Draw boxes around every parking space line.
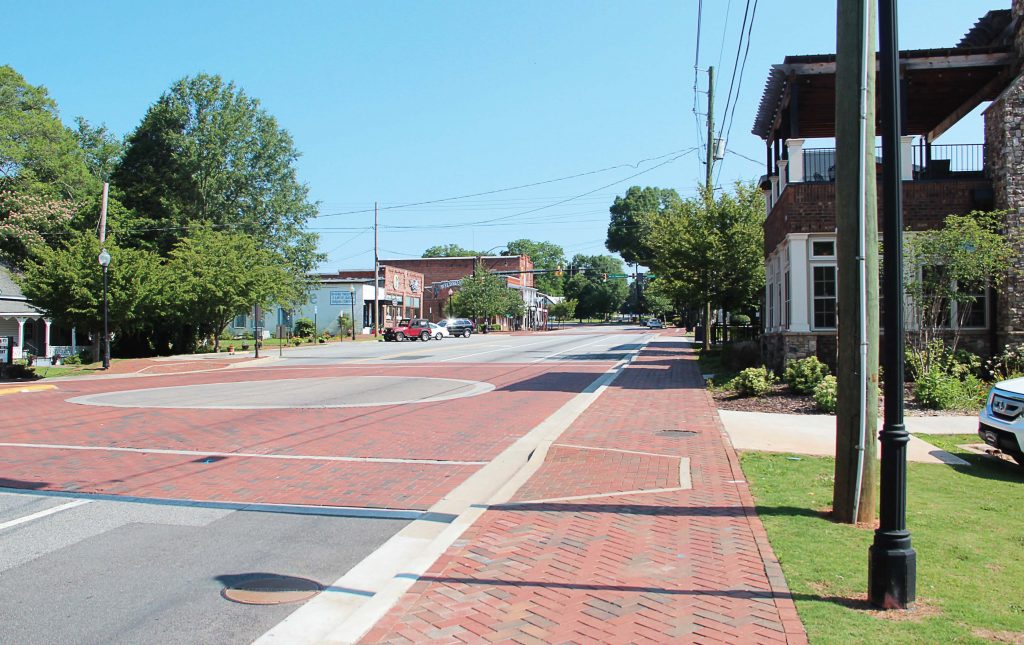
[0,498,91,532]
[0,443,487,466]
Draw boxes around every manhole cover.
[222,575,323,605]
[656,430,697,437]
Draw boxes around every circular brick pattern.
[66,376,495,409]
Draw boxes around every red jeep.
[383,318,432,342]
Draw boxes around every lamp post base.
[868,531,916,609]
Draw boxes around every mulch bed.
[711,384,961,417]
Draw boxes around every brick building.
[752,6,1018,371]
[380,256,541,329]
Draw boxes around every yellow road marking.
[0,383,56,396]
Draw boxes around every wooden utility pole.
[833,0,879,525]
[702,66,715,351]
[373,201,380,337]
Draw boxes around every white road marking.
[0,443,486,466]
[0,498,91,532]
[435,337,558,362]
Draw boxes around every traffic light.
[602,273,608,282]
[555,265,563,276]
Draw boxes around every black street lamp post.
[97,248,111,369]
[870,0,916,609]
[349,285,356,341]
[447,288,453,318]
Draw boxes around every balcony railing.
[912,143,985,178]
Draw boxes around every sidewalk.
[361,337,806,644]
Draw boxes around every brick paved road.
[0,362,610,509]
[362,339,807,644]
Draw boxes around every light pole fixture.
[349,285,356,341]
[97,248,111,369]
[447,288,454,318]
[870,0,915,609]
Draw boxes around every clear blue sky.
[2,0,999,270]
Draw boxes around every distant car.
[383,318,432,342]
[428,322,450,340]
[979,377,1024,467]
[439,318,474,337]
[646,318,665,329]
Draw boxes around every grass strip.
[741,441,1024,644]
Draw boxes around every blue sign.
[330,291,353,306]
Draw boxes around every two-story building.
[753,6,1021,371]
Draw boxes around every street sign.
[608,273,628,278]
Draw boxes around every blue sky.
[2,0,999,270]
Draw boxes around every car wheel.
[435,333,443,340]
[464,329,471,337]
[396,332,406,341]
[421,331,430,341]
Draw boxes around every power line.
[716,0,752,148]
[315,149,693,220]
[715,0,760,188]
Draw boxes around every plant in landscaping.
[784,356,831,394]
[731,366,775,397]
[293,317,315,338]
[986,342,1024,382]
[915,367,987,410]
[813,375,838,414]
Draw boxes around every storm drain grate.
[221,575,323,605]
[655,430,698,438]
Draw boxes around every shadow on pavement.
[0,478,48,490]
[489,502,822,519]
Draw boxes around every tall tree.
[0,65,95,201]
[563,254,629,320]
[166,225,304,351]
[606,186,682,266]
[504,239,566,295]
[422,243,482,257]
[74,117,123,183]
[114,73,321,274]
[451,263,509,322]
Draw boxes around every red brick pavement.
[362,339,807,644]
[0,363,610,509]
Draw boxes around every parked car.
[383,318,432,342]
[439,318,474,337]
[428,322,450,340]
[646,318,665,329]
[979,377,1024,467]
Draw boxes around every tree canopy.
[563,254,629,320]
[451,263,524,322]
[504,238,565,295]
[422,243,482,258]
[114,73,321,274]
[606,186,682,266]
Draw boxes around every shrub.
[78,349,93,363]
[242,330,254,340]
[218,329,233,341]
[490,324,502,331]
[914,367,987,410]
[291,338,302,347]
[722,341,761,370]
[986,342,1024,382]
[318,338,326,344]
[906,339,979,382]
[1,363,37,380]
[813,375,838,414]
[730,314,751,326]
[293,318,316,337]
[732,366,775,397]
[62,354,82,365]
[784,356,831,394]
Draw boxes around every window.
[958,285,987,328]
[812,240,835,257]
[233,314,246,328]
[767,276,775,330]
[813,266,837,329]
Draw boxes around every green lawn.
[741,440,1024,644]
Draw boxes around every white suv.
[979,377,1024,467]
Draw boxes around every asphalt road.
[0,325,656,644]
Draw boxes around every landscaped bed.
[741,440,1024,644]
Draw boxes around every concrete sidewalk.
[719,410,972,466]
[360,337,806,644]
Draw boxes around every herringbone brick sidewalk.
[362,338,807,644]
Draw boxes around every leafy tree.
[0,65,95,201]
[606,186,682,265]
[17,233,169,357]
[73,117,123,182]
[451,262,514,322]
[0,190,77,266]
[627,277,673,319]
[548,298,577,322]
[644,182,764,349]
[114,73,321,275]
[166,225,304,351]
[422,243,481,258]
[904,210,1016,359]
[503,239,566,295]
[563,254,628,320]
